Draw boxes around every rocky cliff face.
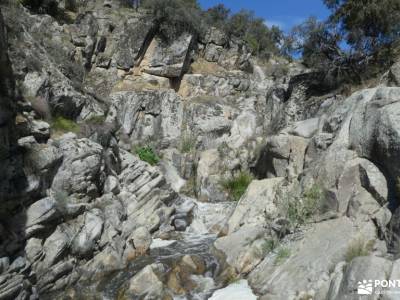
[0,7,26,207]
[1,1,400,299]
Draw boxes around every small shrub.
[275,247,291,265]
[226,274,240,285]
[135,146,160,166]
[262,239,278,255]
[51,116,80,134]
[221,171,253,201]
[222,266,240,285]
[282,184,324,227]
[302,184,324,216]
[142,0,204,39]
[180,133,196,153]
[345,238,374,263]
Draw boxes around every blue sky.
[199,0,330,31]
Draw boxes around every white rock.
[150,239,177,249]
[209,280,257,300]
[104,175,120,195]
[289,117,319,138]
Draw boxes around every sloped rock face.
[108,90,184,148]
[327,256,392,300]
[113,14,157,70]
[253,135,309,179]
[0,134,180,298]
[249,218,378,300]
[226,178,284,234]
[51,134,105,200]
[349,87,400,183]
[141,33,194,78]
[213,83,400,299]
[0,7,24,203]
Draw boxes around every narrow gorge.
[0,1,400,299]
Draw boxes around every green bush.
[302,184,324,215]
[204,4,230,28]
[142,0,203,39]
[141,1,282,58]
[262,239,278,255]
[324,0,400,55]
[224,10,283,58]
[52,116,80,134]
[135,146,160,166]
[274,247,291,265]
[180,134,196,153]
[221,171,253,201]
[282,184,324,227]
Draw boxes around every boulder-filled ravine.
[0,0,400,299]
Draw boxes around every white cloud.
[264,17,307,32]
[264,20,285,29]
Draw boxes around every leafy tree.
[247,19,283,58]
[142,0,203,39]
[285,16,363,86]
[225,9,252,38]
[225,10,283,58]
[287,17,343,67]
[324,0,400,57]
[204,4,230,27]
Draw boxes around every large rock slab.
[113,15,157,70]
[249,218,377,299]
[254,135,308,179]
[196,149,226,202]
[227,178,284,234]
[51,134,105,200]
[71,209,104,257]
[23,142,63,198]
[289,117,320,138]
[383,259,400,300]
[337,158,387,216]
[184,96,237,141]
[349,87,400,182]
[25,196,60,237]
[141,33,194,78]
[215,226,269,274]
[125,263,170,299]
[118,150,176,233]
[179,73,250,98]
[108,90,184,148]
[328,256,392,300]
